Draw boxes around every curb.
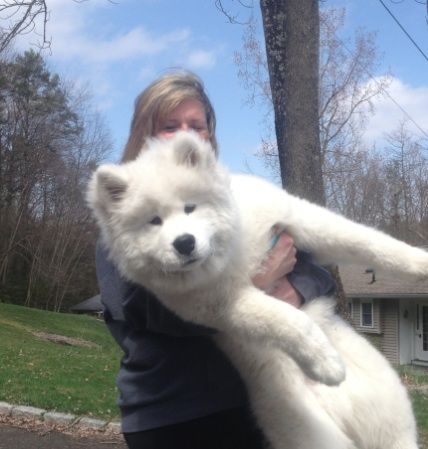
[0,401,121,434]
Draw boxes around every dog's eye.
[184,204,196,214]
[149,216,162,225]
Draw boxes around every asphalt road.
[0,424,127,449]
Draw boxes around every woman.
[96,70,336,449]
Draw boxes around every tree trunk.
[260,0,325,205]
[260,0,349,316]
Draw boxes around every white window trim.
[360,299,374,328]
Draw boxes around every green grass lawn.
[411,391,428,449]
[0,302,122,420]
[1,302,427,445]
[400,366,428,449]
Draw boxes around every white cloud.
[56,26,191,63]
[47,0,191,64]
[7,0,219,74]
[9,0,191,64]
[7,0,218,120]
[363,77,428,143]
[186,49,216,69]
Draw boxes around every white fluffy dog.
[88,132,426,449]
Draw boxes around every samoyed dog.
[88,132,426,449]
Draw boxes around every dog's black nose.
[173,234,196,255]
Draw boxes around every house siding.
[380,300,399,365]
[350,298,400,365]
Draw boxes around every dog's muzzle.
[173,234,196,256]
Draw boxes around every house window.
[348,301,353,317]
[361,301,373,327]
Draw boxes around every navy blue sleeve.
[287,251,336,302]
[96,240,214,337]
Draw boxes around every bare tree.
[235,7,389,200]
[0,0,49,53]
[0,0,113,53]
[324,120,428,247]
[326,147,389,225]
[383,122,428,244]
[215,0,254,24]
[0,50,112,310]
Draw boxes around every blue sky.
[8,0,428,178]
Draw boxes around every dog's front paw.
[302,344,346,386]
[289,323,346,386]
[410,253,428,281]
[393,247,428,281]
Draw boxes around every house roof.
[71,294,102,312]
[339,265,428,298]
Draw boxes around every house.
[70,294,103,317]
[340,265,428,367]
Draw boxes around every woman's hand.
[268,277,303,308]
[252,232,303,308]
[252,232,296,289]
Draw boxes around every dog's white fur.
[88,132,425,449]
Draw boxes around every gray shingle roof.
[71,294,102,312]
[339,264,428,298]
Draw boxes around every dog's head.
[87,131,239,293]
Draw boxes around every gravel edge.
[0,401,122,439]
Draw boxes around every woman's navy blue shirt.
[96,242,336,433]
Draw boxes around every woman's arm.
[252,233,336,307]
[288,251,337,302]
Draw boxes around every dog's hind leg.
[255,389,357,449]
[221,343,357,449]
[390,442,419,449]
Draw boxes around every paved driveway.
[0,424,127,449]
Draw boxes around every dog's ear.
[172,132,215,169]
[95,165,128,202]
[87,164,128,218]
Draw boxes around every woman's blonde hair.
[122,70,217,162]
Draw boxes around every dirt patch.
[409,384,428,395]
[32,332,100,349]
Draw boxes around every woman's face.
[156,99,209,141]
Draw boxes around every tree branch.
[215,0,254,25]
[0,0,50,53]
